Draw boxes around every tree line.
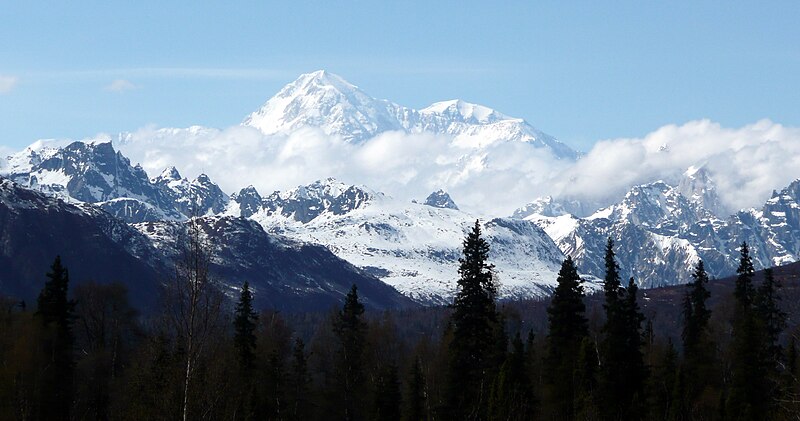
[1,219,799,420]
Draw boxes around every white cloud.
[105,79,137,92]
[0,75,18,94]
[115,126,570,216]
[79,118,800,218]
[555,119,800,213]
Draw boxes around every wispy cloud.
[0,75,18,94]
[36,68,295,81]
[105,79,137,92]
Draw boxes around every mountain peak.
[423,189,459,210]
[242,70,402,142]
[421,99,510,124]
[158,166,182,182]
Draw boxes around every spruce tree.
[754,267,787,414]
[574,337,598,419]
[333,284,367,421]
[544,256,587,419]
[35,256,76,421]
[728,242,766,419]
[681,260,716,416]
[445,219,499,420]
[234,281,258,373]
[755,268,786,366]
[599,239,647,420]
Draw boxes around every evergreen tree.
[574,337,598,420]
[35,256,76,421]
[333,284,367,421]
[445,220,499,420]
[404,358,427,421]
[374,363,402,421]
[682,260,711,354]
[754,267,787,414]
[728,241,767,419]
[681,260,717,417]
[755,268,786,366]
[489,332,535,421]
[599,239,648,420]
[544,256,588,419]
[234,281,258,373]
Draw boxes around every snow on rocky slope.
[520,174,800,288]
[225,178,568,304]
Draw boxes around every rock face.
[522,178,800,288]
[243,70,578,159]
[0,178,414,312]
[4,141,229,223]
[423,190,459,210]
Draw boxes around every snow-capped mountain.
[243,70,578,159]
[521,177,800,288]
[152,167,230,217]
[226,178,569,304]
[2,140,231,223]
[0,176,413,311]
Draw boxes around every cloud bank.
[60,119,800,217]
[557,119,800,213]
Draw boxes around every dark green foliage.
[649,339,680,420]
[234,281,259,373]
[681,260,718,418]
[755,268,786,365]
[404,358,426,421]
[682,260,712,354]
[445,220,499,420]
[544,256,587,419]
[2,236,799,421]
[599,239,648,420]
[333,284,367,421]
[573,336,599,419]
[374,363,402,421]
[754,267,787,415]
[489,332,535,420]
[35,256,76,421]
[728,241,767,419]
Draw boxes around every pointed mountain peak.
[293,70,359,92]
[158,166,182,182]
[424,189,459,210]
[242,70,400,142]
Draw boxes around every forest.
[1,219,799,421]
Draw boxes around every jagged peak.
[423,189,459,210]
[158,166,182,181]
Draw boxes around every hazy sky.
[1,1,798,151]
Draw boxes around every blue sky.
[1,1,798,151]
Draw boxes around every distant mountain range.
[1,70,799,308]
